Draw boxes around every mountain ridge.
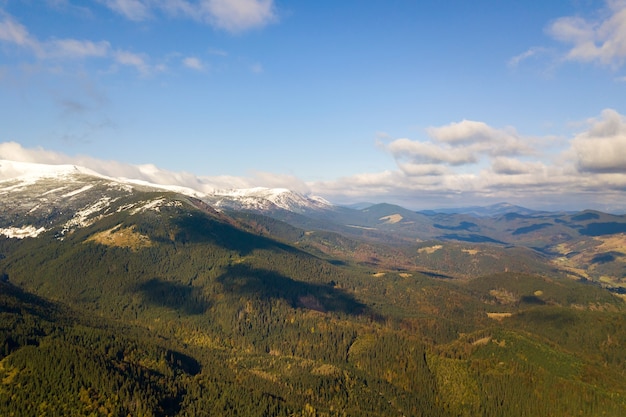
[3,158,626,286]
[0,159,331,215]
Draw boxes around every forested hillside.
[1,189,626,416]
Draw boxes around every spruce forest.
[1,181,626,416]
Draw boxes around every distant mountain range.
[418,202,554,217]
[2,158,626,286]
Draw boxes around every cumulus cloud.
[547,0,626,68]
[385,119,534,177]
[387,138,477,166]
[397,162,450,177]
[248,171,310,194]
[491,157,546,175]
[427,120,501,144]
[572,108,626,173]
[309,170,407,201]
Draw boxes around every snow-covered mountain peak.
[0,159,103,182]
[210,186,331,213]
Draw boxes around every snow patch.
[0,225,46,239]
[61,196,113,234]
[62,184,94,198]
[0,159,104,181]
[42,186,69,196]
[131,198,166,214]
[127,198,183,215]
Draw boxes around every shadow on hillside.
[135,278,210,315]
[433,221,478,231]
[440,233,506,244]
[171,214,295,256]
[520,295,546,305]
[0,280,64,322]
[580,222,626,236]
[216,263,368,316]
[512,223,553,236]
[165,349,201,376]
[591,251,625,264]
[419,270,454,279]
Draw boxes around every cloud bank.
[311,109,626,211]
[2,109,626,211]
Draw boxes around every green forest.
[1,192,625,416]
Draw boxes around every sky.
[1,0,626,212]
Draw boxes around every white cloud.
[0,12,157,75]
[547,1,626,68]
[0,142,66,165]
[427,120,500,144]
[385,120,534,174]
[388,138,477,166]
[207,47,228,56]
[97,0,151,21]
[571,108,626,173]
[508,47,548,68]
[248,171,310,194]
[113,49,153,75]
[491,157,546,175]
[201,0,276,32]
[98,0,277,33]
[0,12,40,53]
[183,56,204,70]
[309,170,406,199]
[427,120,532,155]
[397,162,449,177]
[48,39,111,58]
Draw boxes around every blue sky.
[1,0,626,211]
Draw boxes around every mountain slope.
[2,162,626,415]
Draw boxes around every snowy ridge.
[116,177,207,199]
[210,187,331,212]
[0,160,335,223]
[0,160,105,182]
